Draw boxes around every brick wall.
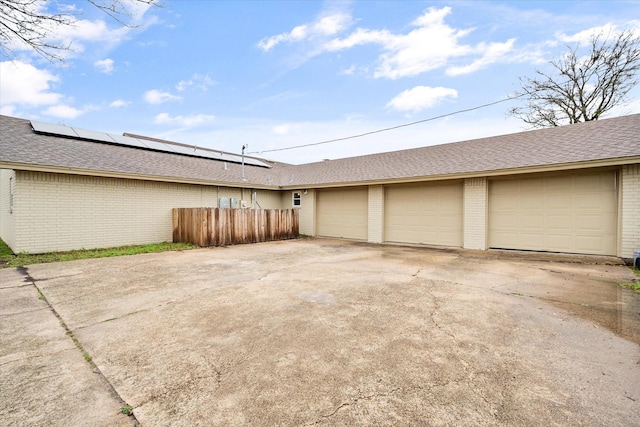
[621,165,640,259]
[367,185,384,243]
[11,171,282,254]
[0,169,16,250]
[463,177,487,250]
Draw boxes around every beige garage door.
[385,181,463,247]
[489,170,617,255]
[317,187,368,240]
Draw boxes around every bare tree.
[509,29,640,127]
[0,0,158,62]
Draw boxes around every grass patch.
[0,240,197,268]
[619,268,640,294]
[0,238,13,258]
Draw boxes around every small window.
[292,192,301,207]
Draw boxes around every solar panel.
[73,127,114,143]
[109,134,149,148]
[30,119,272,168]
[31,120,79,138]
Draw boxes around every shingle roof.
[278,113,640,187]
[0,115,286,188]
[1,114,639,189]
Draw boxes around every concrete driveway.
[1,239,639,426]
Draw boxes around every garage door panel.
[521,214,544,228]
[545,193,573,209]
[489,171,617,255]
[317,188,368,240]
[522,234,545,249]
[385,181,463,247]
[547,214,573,229]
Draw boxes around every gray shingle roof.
[1,114,639,189]
[0,115,285,188]
[278,114,640,187]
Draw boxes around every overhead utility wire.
[250,93,526,155]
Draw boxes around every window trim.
[292,191,302,208]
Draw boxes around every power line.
[250,93,525,155]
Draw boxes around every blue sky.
[2,0,639,164]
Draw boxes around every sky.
[1,0,640,165]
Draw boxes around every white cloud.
[446,39,516,76]
[42,104,86,119]
[326,7,472,79]
[154,113,215,127]
[324,7,516,79]
[313,12,351,36]
[144,89,181,104]
[258,25,309,51]
[94,58,114,74]
[557,24,618,44]
[176,74,217,92]
[272,123,306,135]
[340,65,356,75]
[387,86,458,113]
[5,2,159,60]
[0,105,17,116]
[258,11,352,51]
[109,99,130,108]
[0,61,61,106]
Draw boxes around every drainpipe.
[241,144,247,181]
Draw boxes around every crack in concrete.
[428,295,458,344]
[308,387,403,425]
[15,267,140,427]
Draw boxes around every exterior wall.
[217,187,241,208]
[620,164,640,259]
[10,171,280,253]
[217,188,284,209]
[367,185,384,243]
[463,177,488,250]
[251,189,284,209]
[0,169,16,250]
[292,189,316,237]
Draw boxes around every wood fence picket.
[173,208,299,247]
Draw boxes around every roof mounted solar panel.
[31,120,79,138]
[73,127,115,143]
[108,133,149,148]
[30,119,272,168]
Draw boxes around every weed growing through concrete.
[122,406,134,416]
[619,268,640,293]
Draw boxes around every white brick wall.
[621,165,640,259]
[11,172,282,254]
[0,169,16,250]
[368,185,384,243]
[463,177,487,250]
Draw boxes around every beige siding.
[291,190,316,236]
[620,165,640,259]
[368,185,384,243]
[463,178,488,250]
[489,170,617,255]
[252,189,284,209]
[317,187,368,240]
[0,169,16,251]
[384,181,463,247]
[11,171,281,253]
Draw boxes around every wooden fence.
[172,208,299,247]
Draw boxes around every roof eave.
[0,162,283,190]
[279,156,640,190]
